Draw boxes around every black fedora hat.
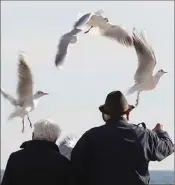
[99,91,134,117]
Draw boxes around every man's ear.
[102,113,107,122]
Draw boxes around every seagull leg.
[27,115,33,128]
[22,118,25,133]
[135,92,140,107]
[84,26,93,34]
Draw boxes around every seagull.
[74,10,133,47]
[126,28,167,106]
[1,53,49,133]
[58,135,77,160]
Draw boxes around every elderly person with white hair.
[1,119,71,185]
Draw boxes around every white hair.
[33,119,61,142]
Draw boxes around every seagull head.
[34,91,49,99]
[157,69,167,77]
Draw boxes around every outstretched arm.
[149,124,174,161]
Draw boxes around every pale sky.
[1,1,174,170]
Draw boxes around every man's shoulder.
[85,124,106,135]
[11,148,25,157]
[86,122,148,132]
[129,122,154,140]
[130,122,147,131]
[6,149,25,163]
[83,122,152,140]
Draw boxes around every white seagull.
[55,10,105,68]
[58,135,77,160]
[1,53,49,133]
[74,10,133,47]
[126,28,167,106]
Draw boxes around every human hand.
[125,105,135,121]
[152,123,164,131]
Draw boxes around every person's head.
[32,119,61,143]
[99,91,135,122]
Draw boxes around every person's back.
[71,91,174,185]
[1,119,71,185]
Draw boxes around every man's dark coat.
[71,118,174,185]
[1,140,71,185]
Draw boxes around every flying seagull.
[55,10,105,68]
[1,53,49,133]
[74,10,133,47]
[126,28,167,106]
[58,135,77,160]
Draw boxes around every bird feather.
[132,28,156,84]
[59,135,77,160]
[55,28,81,67]
[17,54,33,107]
[1,88,18,106]
[101,24,133,46]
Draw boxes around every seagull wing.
[55,33,72,67]
[59,136,75,160]
[1,88,18,106]
[140,29,157,62]
[55,29,81,67]
[132,28,156,84]
[101,24,133,46]
[74,9,104,29]
[94,9,104,16]
[73,13,92,29]
[17,54,33,107]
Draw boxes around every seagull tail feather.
[8,112,16,120]
[126,84,138,96]
[8,107,24,120]
[8,111,19,120]
[1,88,18,106]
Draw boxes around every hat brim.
[99,105,109,115]
[99,104,135,116]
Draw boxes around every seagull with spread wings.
[1,53,49,132]
[126,28,167,106]
[74,10,133,47]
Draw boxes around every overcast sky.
[1,1,174,170]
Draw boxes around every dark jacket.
[71,118,174,185]
[1,140,71,185]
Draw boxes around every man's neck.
[105,116,127,123]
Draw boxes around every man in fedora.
[71,91,174,185]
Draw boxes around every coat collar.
[20,140,60,152]
[105,117,129,126]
